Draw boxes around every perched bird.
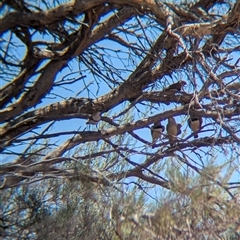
[166,117,178,147]
[164,80,187,91]
[234,102,240,115]
[188,115,202,138]
[86,111,101,125]
[151,121,165,146]
[166,15,174,31]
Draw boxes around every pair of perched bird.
[151,114,202,147]
[151,117,181,147]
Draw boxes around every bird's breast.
[153,128,163,133]
[167,126,177,135]
[190,120,200,131]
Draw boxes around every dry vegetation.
[1,0,240,239]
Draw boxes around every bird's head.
[168,117,176,123]
[179,80,187,86]
[153,121,163,128]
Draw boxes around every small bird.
[188,115,202,138]
[164,80,187,91]
[167,117,178,146]
[166,15,174,31]
[86,111,101,125]
[234,102,240,115]
[151,121,165,146]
